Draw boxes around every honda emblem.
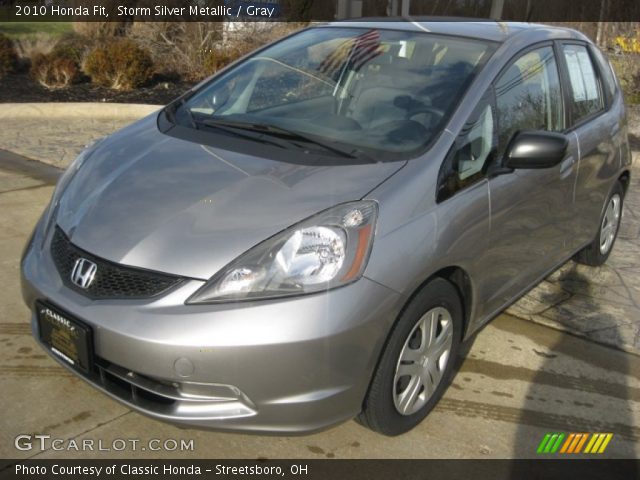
[71,258,97,289]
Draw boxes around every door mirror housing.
[504,131,568,169]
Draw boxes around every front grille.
[51,226,184,299]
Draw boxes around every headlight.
[187,201,378,304]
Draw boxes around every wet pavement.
[0,149,638,459]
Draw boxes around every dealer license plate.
[36,301,93,374]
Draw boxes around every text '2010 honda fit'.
[21,21,631,436]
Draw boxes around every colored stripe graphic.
[550,433,565,453]
[584,433,613,454]
[537,433,552,453]
[539,433,613,454]
[598,433,614,453]
[537,433,565,453]
[584,434,599,453]
[559,433,575,453]
[574,433,589,453]
[567,433,585,453]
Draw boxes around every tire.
[574,181,624,266]
[357,278,463,436]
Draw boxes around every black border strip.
[2,1,640,22]
[1,459,639,480]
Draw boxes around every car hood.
[56,114,404,280]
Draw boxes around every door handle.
[559,156,575,177]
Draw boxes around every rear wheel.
[358,278,462,436]
[575,182,624,266]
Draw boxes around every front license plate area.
[36,301,93,374]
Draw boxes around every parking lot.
[0,103,639,459]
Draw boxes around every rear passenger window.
[562,44,604,121]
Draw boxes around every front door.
[479,45,576,318]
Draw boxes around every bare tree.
[596,0,609,47]
[489,0,505,19]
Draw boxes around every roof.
[326,19,561,43]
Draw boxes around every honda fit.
[21,21,631,435]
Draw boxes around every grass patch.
[0,22,72,38]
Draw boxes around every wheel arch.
[394,266,474,342]
[618,170,631,196]
[431,266,473,340]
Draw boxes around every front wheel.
[357,278,463,436]
[574,181,624,266]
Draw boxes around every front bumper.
[21,228,402,434]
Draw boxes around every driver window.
[494,46,563,158]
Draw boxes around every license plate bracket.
[36,301,93,374]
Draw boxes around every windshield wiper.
[197,118,290,149]
[201,118,363,160]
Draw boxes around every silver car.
[21,21,631,436]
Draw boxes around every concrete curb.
[0,103,162,119]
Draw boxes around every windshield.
[172,27,496,161]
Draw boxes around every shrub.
[609,54,640,104]
[202,46,249,76]
[129,22,305,81]
[11,33,55,68]
[52,32,91,65]
[30,51,80,89]
[83,39,153,90]
[128,22,224,81]
[29,34,87,89]
[0,33,18,78]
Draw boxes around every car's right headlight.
[187,201,378,304]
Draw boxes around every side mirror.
[504,131,568,169]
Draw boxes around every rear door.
[557,41,622,250]
[479,44,577,318]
